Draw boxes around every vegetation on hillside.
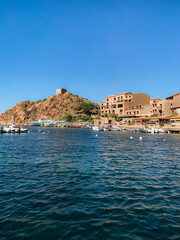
[74,102,97,115]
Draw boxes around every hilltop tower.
[56,88,67,95]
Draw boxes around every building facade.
[100,92,150,119]
[166,92,180,115]
[150,98,173,116]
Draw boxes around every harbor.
[0,0,180,238]
[29,118,180,134]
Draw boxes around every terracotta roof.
[134,117,150,120]
[151,116,169,120]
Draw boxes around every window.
[118,104,123,108]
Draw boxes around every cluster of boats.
[0,124,28,134]
[92,126,165,133]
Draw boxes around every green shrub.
[115,117,123,122]
[65,114,73,122]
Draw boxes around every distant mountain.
[0,92,98,125]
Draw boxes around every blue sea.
[0,128,180,239]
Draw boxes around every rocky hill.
[0,92,98,125]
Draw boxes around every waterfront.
[0,128,180,239]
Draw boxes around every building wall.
[157,100,173,116]
[166,92,180,115]
[94,117,116,126]
[150,98,160,115]
[56,88,67,95]
[172,94,180,108]
[125,93,150,116]
[100,92,133,117]
[150,98,173,117]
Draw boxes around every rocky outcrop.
[0,92,98,125]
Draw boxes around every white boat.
[154,128,164,134]
[20,126,28,133]
[109,126,120,131]
[9,123,20,133]
[92,126,103,131]
[2,126,11,133]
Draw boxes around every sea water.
[0,128,179,239]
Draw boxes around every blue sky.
[0,0,180,113]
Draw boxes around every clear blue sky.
[0,0,180,113]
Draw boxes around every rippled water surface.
[0,128,180,239]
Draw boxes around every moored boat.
[1,123,28,134]
[92,126,103,131]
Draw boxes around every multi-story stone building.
[100,92,150,119]
[150,98,160,115]
[166,92,180,115]
[150,98,173,116]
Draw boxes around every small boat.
[9,123,20,133]
[2,126,11,133]
[92,126,103,131]
[109,126,120,131]
[20,127,28,133]
[30,122,41,126]
[154,128,164,134]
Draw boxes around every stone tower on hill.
[56,88,67,95]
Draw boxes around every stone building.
[150,98,173,116]
[100,91,150,120]
[56,88,67,95]
[166,92,180,115]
